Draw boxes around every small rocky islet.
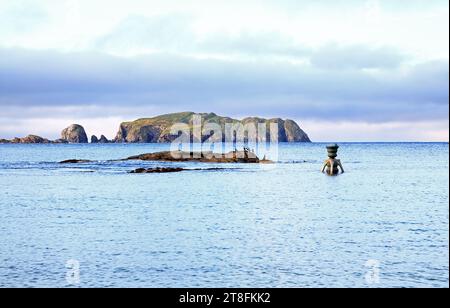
[130,167,185,174]
[59,159,93,164]
[125,150,272,164]
[129,167,240,174]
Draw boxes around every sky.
[0,0,448,141]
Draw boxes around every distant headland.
[0,112,311,144]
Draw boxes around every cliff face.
[114,112,311,143]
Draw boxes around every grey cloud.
[0,47,448,123]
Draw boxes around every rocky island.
[0,112,311,144]
[115,112,311,143]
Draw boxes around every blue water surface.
[0,143,448,288]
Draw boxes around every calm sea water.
[0,143,448,288]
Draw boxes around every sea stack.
[61,124,88,143]
[91,134,110,144]
[91,135,99,143]
[99,135,110,143]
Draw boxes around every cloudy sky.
[0,0,448,141]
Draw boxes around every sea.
[0,143,448,288]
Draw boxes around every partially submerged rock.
[59,159,92,164]
[58,149,272,169]
[126,150,273,164]
[53,138,69,144]
[130,167,185,174]
[129,167,239,174]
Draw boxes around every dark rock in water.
[59,159,92,164]
[129,167,240,174]
[23,135,51,143]
[99,135,110,143]
[91,135,99,143]
[0,139,11,144]
[9,135,51,144]
[114,112,311,143]
[91,135,109,143]
[130,167,185,174]
[126,150,273,164]
[53,138,69,144]
[61,124,88,143]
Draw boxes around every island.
[115,112,311,143]
[0,112,311,144]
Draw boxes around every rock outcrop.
[53,139,69,144]
[91,135,109,144]
[126,150,273,164]
[0,136,67,144]
[99,135,110,143]
[91,135,99,143]
[61,124,88,143]
[59,159,92,164]
[129,167,235,174]
[114,112,311,143]
[9,135,51,144]
[130,167,185,174]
